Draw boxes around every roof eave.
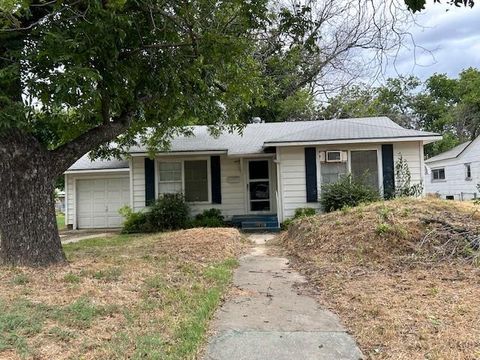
[129,150,228,157]
[264,135,443,147]
[64,168,130,174]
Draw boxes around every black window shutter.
[304,147,318,202]
[211,156,222,204]
[145,158,156,206]
[382,144,395,199]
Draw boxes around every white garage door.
[77,177,130,228]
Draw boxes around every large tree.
[0,0,275,266]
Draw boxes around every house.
[64,117,440,230]
[425,136,480,200]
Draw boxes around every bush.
[320,174,380,212]
[281,207,317,230]
[192,208,225,228]
[294,207,316,218]
[119,206,149,234]
[119,193,190,233]
[147,193,190,231]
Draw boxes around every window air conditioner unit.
[326,150,345,163]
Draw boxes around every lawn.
[56,212,65,230]
[0,228,247,359]
[280,198,480,359]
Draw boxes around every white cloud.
[385,2,480,79]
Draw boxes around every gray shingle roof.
[67,117,440,171]
[67,154,129,171]
[129,117,438,155]
[264,117,438,144]
[425,141,472,163]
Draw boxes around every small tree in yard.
[394,154,423,197]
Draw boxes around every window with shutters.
[158,162,182,194]
[157,159,211,203]
[351,150,379,189]
[184,160,209,202]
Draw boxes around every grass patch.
[0,228,246,359]
[56,212,65,230]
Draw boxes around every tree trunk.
[0,132,66,266]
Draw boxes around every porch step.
[241,220,280,232]
[230,214,280,232]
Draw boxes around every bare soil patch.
[280,198,480,359]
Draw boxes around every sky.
[385,2,480,80]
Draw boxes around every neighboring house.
[64,117,440,230]
[55,190,65,212]
[425,137,480,200]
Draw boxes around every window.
[432,168,445,181]
[157,160,210,202]
[351,150,379,189]
[465,163,472,180]
[158,162,182,194]
[184,160,209,202]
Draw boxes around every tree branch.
[49,108,136,175]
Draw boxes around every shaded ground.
[0,228,248,360]
[203,234,362,360]
[280,198,480,359]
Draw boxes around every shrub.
[147,193,190,231]
[320,174,381,212]
[281,207,317,230]
[394,153,423,197]
[119,206,149,234]
[192,208,225,228]
[293,207,316,218]
[119,193,190,233]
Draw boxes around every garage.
[76,177,130,228]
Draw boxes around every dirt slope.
[280,198,480,359]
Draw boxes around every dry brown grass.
[0,228,248,360]
[280,198,480,360]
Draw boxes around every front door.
[247,160,271,212]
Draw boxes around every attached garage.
[76,177,130,228]
[64,156,131,229]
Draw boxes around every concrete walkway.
[60,230,120,244]
[203,234,363,360]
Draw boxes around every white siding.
[131,157,146,212]
[278,146,321,220]
[278,141,424,221]
[393,141,423,188]
[131,155,247,218]
[425,137,480,200]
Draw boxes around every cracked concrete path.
[203,233,363,360]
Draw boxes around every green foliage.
[320,174,381,213]
[320,68,480,158]
[10,274,29,285]
[394,154,424,197]
[192,208,225,228]
[120,194,190,233]
[63,273,81,284]
[281,207,317,229]
[119,206,149,234]
[148,193,190,231]
[294,207,317,218]
[404,0,474,12]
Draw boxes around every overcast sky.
[385,3,480,80]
